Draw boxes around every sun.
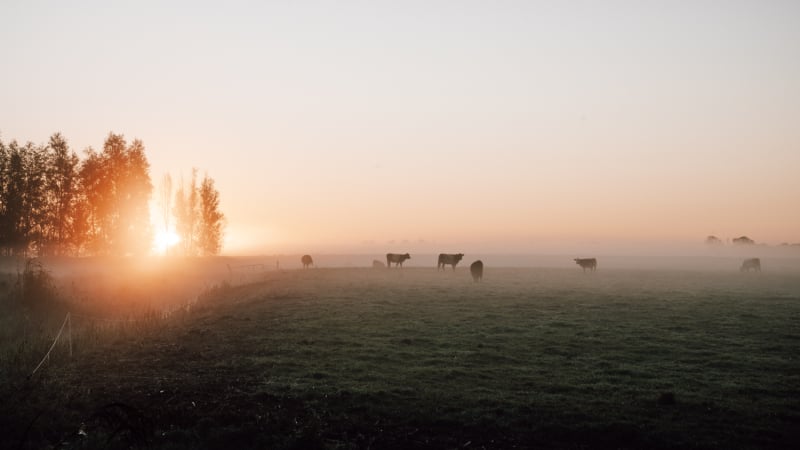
[153,229,180,255]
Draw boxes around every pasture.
[2,264,799,449]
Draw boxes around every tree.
[705,235,723,245]
[119,138,153,255]
[733,236,755,245]
[159,173,173,250]
[198,174,225,255]
[23,142,49,254]
[79,133,153,256]
[0,138,11,254]
[0,140,48,255]
[0,131,227,257]
[172,169,226,257]
[173,169,199,256]
[79,147,107,254]
[43,133,80,255]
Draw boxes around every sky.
[1,1,799,255]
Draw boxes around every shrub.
[18,258,58,306]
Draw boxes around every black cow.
[437,253,464,271]
[574,258,597,272]
[740,258,761,272]
[386,253,411,268]
[470,260,483,282]
[301,254,313,269]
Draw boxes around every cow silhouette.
[470,260,483,282]
[301,254,314,269]
[386,253,411,268]
[740,258,761,272]
[437,253,464,271]
[574,258,597,272]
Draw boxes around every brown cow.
[386,253,411,268]
[740,258,761,272]
[470,260,483,282]
[574,258,597,272]
[437,253,464,271]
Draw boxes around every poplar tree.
[198,174,224,255]
[173,169,199,256]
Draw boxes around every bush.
[18,258,58,305]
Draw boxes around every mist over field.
[0,229,797,449]
[4,257,799,449]
[3,1,800,448]
[237,247,800,273]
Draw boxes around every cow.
[740,258,761,272]
[386,253,411,268]
[470,260,483,282]
[574,258,597,272]
[372,259,386,268]
[301,254,314,269]
[437,253,464,271]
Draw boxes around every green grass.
[2,267,799,449]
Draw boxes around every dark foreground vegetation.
[2,264,799,449]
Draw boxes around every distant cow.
[372,259,386,268]
[740,258,761,272]
[574,258,597,272]
[437,253,464,271]
[301,254,314,269]
[386,253,411,268]
[470,260,483,282]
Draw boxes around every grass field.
[2,264,799,449]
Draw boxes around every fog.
[245,243,800,273]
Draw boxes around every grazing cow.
[437,253,464,271]
[301,254,314,269]
[386,253,411,268]
[470,260,483,282]
[740,258,761,272]
[574,258,597,272]
[372,259,386,268]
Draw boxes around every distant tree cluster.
[0,132,225,257]
[706,235,757,246]
[168,168,225,256]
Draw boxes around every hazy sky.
[2,1,799,254]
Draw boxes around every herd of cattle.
[298,254,763,280]
[385,253,484,281]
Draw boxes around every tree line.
[0,132,224,257]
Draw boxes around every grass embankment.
[3,267,799,449]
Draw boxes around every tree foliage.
[80,133,153,255]
[173,169,199,256]
[0,132,153,256]
[0,132,225,257]
[173,169,225,256]
[198,174,225,256]
[733,236,755,245]
[0,138,68,255]
[43,133,81,255]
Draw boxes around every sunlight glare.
[153,229,180,255]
